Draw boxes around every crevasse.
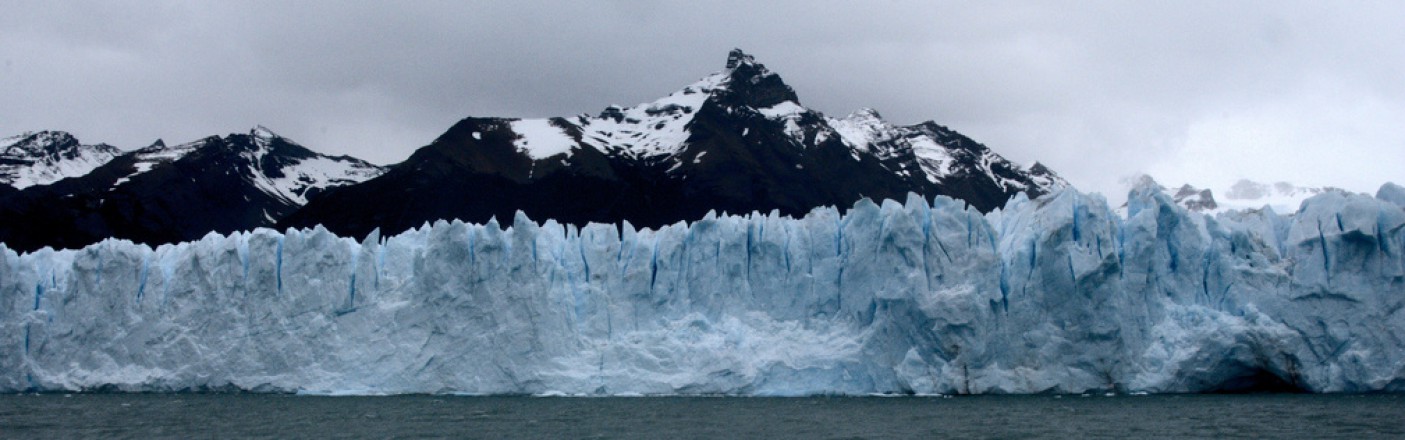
[2,184,1404,395]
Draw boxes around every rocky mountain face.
[2,49,1063,251]
[0,128,382,252]
[1,131,122,190]
[282,49,1065,239]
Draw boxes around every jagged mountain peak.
[845,107,884,121]
[134,127,327,170]
[95,128,382,207]
[210,128,385,206]
[2,130,78,154]
[1027,162,1068,189]
[1,130,120,162]
[714,49,799,109]
[1172,184,1218,212]
[1,130,121,189]
[251,124,279,138]
[284,49,1066,238]
[724,48,755,69]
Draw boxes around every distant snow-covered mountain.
[0,128,382,251]
[0,131,121,189]
[283,49,1066,239]
[109,126,383,208]
[1221,179,1335,213]
[1114,175,1346,217]
[2,49,1063,251]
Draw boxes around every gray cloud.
[3,0,1402,200]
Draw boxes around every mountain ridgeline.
[0,50,1064,252]
[279,50,1065,239]
[0,129,382,252]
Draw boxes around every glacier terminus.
[3,182,1404,395]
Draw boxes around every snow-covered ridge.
[509,64,734,161]
[104,127,383,205]
[0,131,121,189]
[4,183,1402,395]
[826,109,1059,191]
[498,49,1063,198]
[0,127,383,205]
[571,73,727,159]
[111,139,201,187]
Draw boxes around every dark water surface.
[1,393,1402,439]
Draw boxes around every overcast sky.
[3,1,1402,201]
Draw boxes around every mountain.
[0,131,122,190]
[1170,183,1219,212]
[1222,179,1335,213]
[1113,175,1348,217]
[0,127,382,252]
[282,49,1064,238]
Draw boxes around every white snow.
[908,137,955,182]
[4,185,1404,395]
[511,119,578,159]
[828,109,888,156]
[255,156,383,206]
[757,101,809,143]
[828,110,975,183]
[574,73,725,159]
[756,101,805,119]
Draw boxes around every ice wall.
[3,183,1403,395]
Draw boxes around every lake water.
[1,394,1402,439]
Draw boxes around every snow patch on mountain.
[253,155,384,206]
[244,128,384,206]
[757,101,810,143]
[510,119,578,160]
[828,109,891,158]
[908,137,958,179]
[578,73,724,160]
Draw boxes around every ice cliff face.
[3,182,1403,395]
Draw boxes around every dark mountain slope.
[0,128,381,252]
[284,49,1066,239]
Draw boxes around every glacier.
[3,183,1404,395]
